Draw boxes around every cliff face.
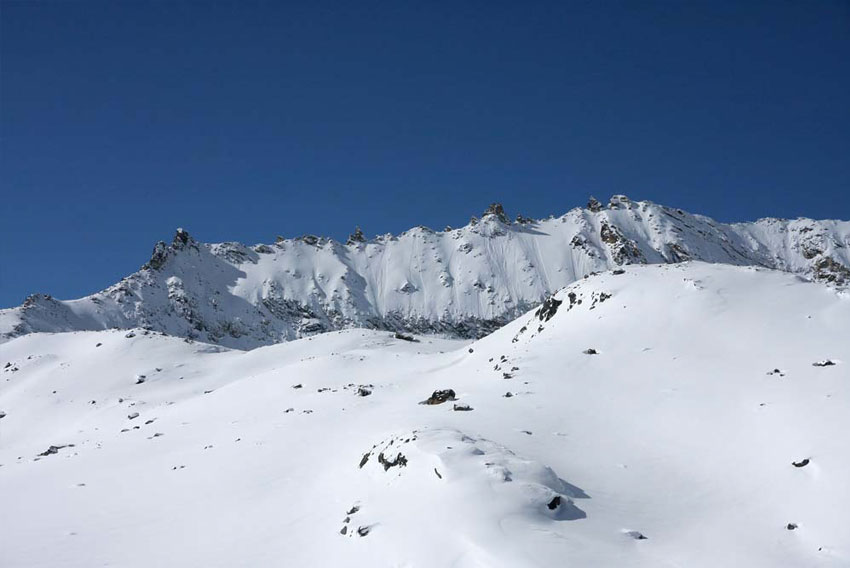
[2,195,848,349]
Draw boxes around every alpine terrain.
[0,199,849,567]
[1,195,848,349]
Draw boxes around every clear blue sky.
[1,1,848,307]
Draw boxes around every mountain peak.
[482,202,509,224]
[2,199,848,349]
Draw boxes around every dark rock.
[356,386,372,397]
[583,348,598,355]
[359,453,370,468]
[453,403,473,411]
[626,530,648,540]
[422,389,457,405]
[339,525,347,535]
[356,526,370,537]
[812,360,835,367]
[600,222,619,244]
[292,384,303,389]
[128,412,140,420]
[377,452,408,471]
[547,496,561,510]
[786,523,797,530]
[394,332,418,342]
[612,269,625,275]
[536,295,563,322]
[792,458,810,468]
[38,444,73,457]
[146,241,170,270]
[483,203,509,224]
[172,228,193,249]
[587,196,603,212]
[346,226,366,245]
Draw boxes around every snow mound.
[346,428,588,564]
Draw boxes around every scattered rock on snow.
[394,332,418,342]
[38,444,74,457]
[421,389,457,405]
[536,295,563,322]
[377,452,408,471]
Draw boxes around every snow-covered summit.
[2,196,848,349]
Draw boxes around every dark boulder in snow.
[394,332,418,342]
[536,295,563,322]
[38,444,74,457]
[792,458,810,468]
[422,389,457,405]
[377,452,408,471]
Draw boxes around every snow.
[1,262,848,566]
[2,196,848,349]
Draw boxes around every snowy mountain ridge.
[2,195,849,349]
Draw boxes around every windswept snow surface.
[2,196,849,349]
[1,262,849,567]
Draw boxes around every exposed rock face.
[483,203,509,224]
[346,226,366,246]
[2,196,848,349]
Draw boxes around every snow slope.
[1,262,848,567]
[2,196,849,349]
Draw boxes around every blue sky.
[1,0,848,307]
